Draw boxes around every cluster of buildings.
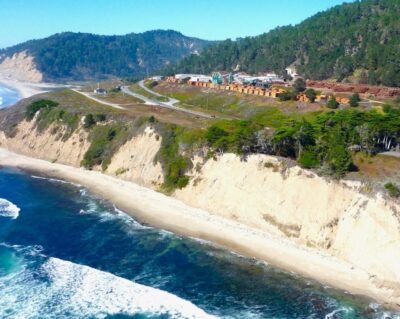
[166,72,286,87]
[187,80,287,98]
[162,72,352,105]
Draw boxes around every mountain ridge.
[165,0,400,87]
[0,30,213,82]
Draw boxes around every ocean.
[1,167,399,319]
[0,84,21,109]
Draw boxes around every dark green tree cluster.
[0,31,212,81]
[204,106,400,177]
[25,99,59,120]
[166,0,400,87]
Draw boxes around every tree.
[305,88,317,103]
[83,114,96,129]
[383,103,392,113]
[349,93,361,107]
[25,99,59,120]
[206,125,228,144]
[325,129,353,177]
[384,182,400,198]
[278,90,298,101]
[293,78,306,92]
[326,96,339,109]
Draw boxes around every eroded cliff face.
[0,120,163,188]
[175,154,400,293]
[1,119,400,296]
[0,120,89,167]
[105,126,163,189]
[0,51,43,83]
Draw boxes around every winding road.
[121,81,212,118]
[73,80,213,119]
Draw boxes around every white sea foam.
[0,256,218,319]
[31,175,82,187]
[0,198,20,219]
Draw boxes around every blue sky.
[0,0,354,48]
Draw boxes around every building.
[94,88,107,95]
[150,75,165,81]
[285,66,299,79]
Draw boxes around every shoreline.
[0,147,397,310]
[0,75,65,99]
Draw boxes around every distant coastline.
[0,74,66,102]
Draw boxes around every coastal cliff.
[0,51,43,83]
[1,116,400,306]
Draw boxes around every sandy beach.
[0,147,397,309]
[0,74,63,99]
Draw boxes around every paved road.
[121,84,213,119]
[138,80,179,106]
[72,89,126,110]
[73,84,213,119]
[380,151,400,158]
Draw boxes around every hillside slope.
[166,0,400,87]
[0,30,212,82]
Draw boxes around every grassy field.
[129,83,169,102]
[152,82,326,120]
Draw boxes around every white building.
[285,66,299,78]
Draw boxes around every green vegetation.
[293,78,306,92]
[278,90,298,102]
[83,113,107,129]
[25,99,59,120]
[81,123,129,171]
[0,30,212,81]
[167,0,400,87]
[200,105,400,178]
[205,120,258,154]
[157,125,195,192]
[35,107,79,136]
[19,87,400,189]
[305,89,317,103]
[326,96,339,109]
[349,94,361,107]
[384,182,400,198]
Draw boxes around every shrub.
[293,78,306,92]
[81,124,126,170]
[384,182,400,198]
[83,114,96,129]
[326,96,339,109]
[349,94,361,107]
[383,103,392,113]
[305,89,317,103]
[278,90,297,101]
[25,99,59,120]
[93,113,106,122]
[298,149,320,168]
[206,125,228,144]
[157,126,192,192]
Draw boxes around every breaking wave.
[0,251,217,319]
[0,198,20,219]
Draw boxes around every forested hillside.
[0,30,212,81]
[166,0,400,87]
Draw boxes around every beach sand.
[0,75,64,99]
[0,147,397,309]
